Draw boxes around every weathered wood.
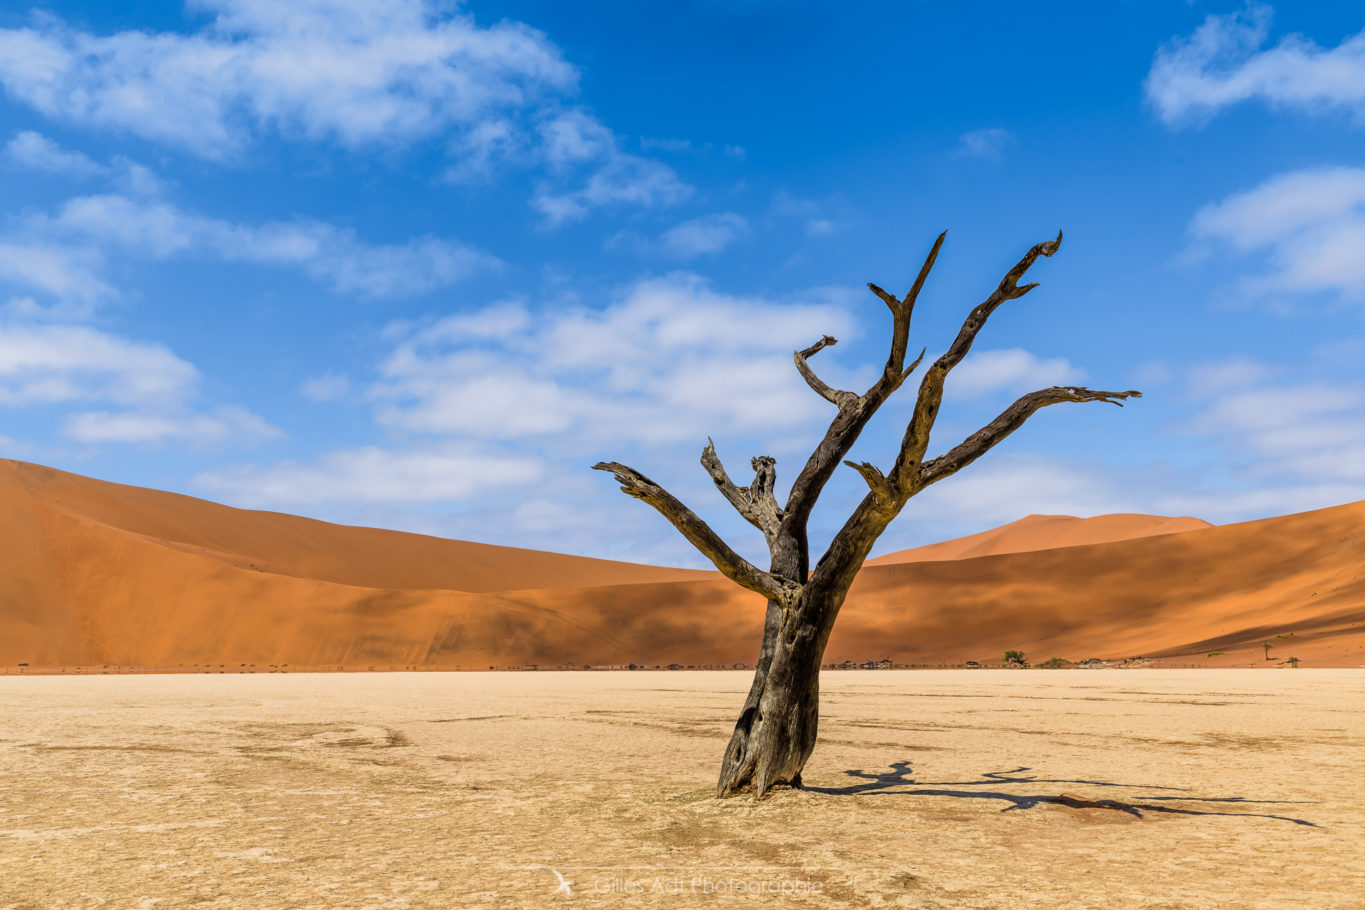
[842,459,894,504]
[889,230,1063,494]
[594,232,1138,798]
[781,234,946,542]
[919,386,1141,488]
[699,440,782,543]
[793,336,855,408]
[590,461,798,603]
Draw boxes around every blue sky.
[1,1,1364,568]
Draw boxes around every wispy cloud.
[1146,4,1365,126]
[1160,363,1365,518]
[301,373,352,403]
[657,213,748,259]
[0,320,277,448]
[3,130,103,177]
[1191,166,1365,300]
[371,275,861,448]
[532,149,692,227]
[4,130,169,196]
[193,442,544,506]
[0,0,576,159]
[0,322,195,406]
[953,127,1013,160]
[64,406,280,446]
[946,348,1085,397]
[16,193,497,301]
[0,241,111,309]
[908,452,1141,530]
[0,4,690,224]
[769,191,848,237]
[638,137,694,153]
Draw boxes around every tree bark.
[716,598,825,796]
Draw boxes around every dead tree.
[594,232,1139,797]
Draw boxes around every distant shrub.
[1039,657,1070,669]
[1206,651,1225,657]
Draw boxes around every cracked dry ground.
[1,669,1362,909]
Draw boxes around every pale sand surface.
[1,670,1362,909]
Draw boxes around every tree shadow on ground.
[804,762,1319,827]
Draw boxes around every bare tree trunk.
[718,596,832,796]
[717,518,877,794]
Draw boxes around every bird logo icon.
[549,868,573,896]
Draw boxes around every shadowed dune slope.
[1,459,1362,669]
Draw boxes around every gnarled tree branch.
[878,230,944,384]
[810,232,1122,604]
[889,230,1064,493]
[700,439,782,542]
[592,461,799,603]
[749,456,778,512]
[781,233,948,543]
[919,386,1142,487]
[793,335,856,408]
[843,459,893,503]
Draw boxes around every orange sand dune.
[867,512,1212,564]
[1,459,1361,671]
[0,460,708,593]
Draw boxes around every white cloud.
[0,1,576,159]
[64,406,281,445]
[1186,356,1273,394]
[0,322,196,406]
[1191,167,1365,299]
[301,372,351,402]
[0,321,277,449]
[440,117,522,183]
[658,213,748,259]
[3,131,167,199]
[0,3,688,223]
[770,191,848,237]
[639,137,694,153]
[3,130,103,177]
[1130,360,1174,387]
[1146,4,1365,125]
[539,109,613,167]
[946,348,1085,397]
[371,274,861,447]
[1157,363,1365,520]
[953,127,1013,160]
[0,241,111,308]
[1187,382,1365,473]
[907,453,1139,531]
[193,442,544,506]
[110,157,167,197]
[32,193,498,298]
[532,152,691,227]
